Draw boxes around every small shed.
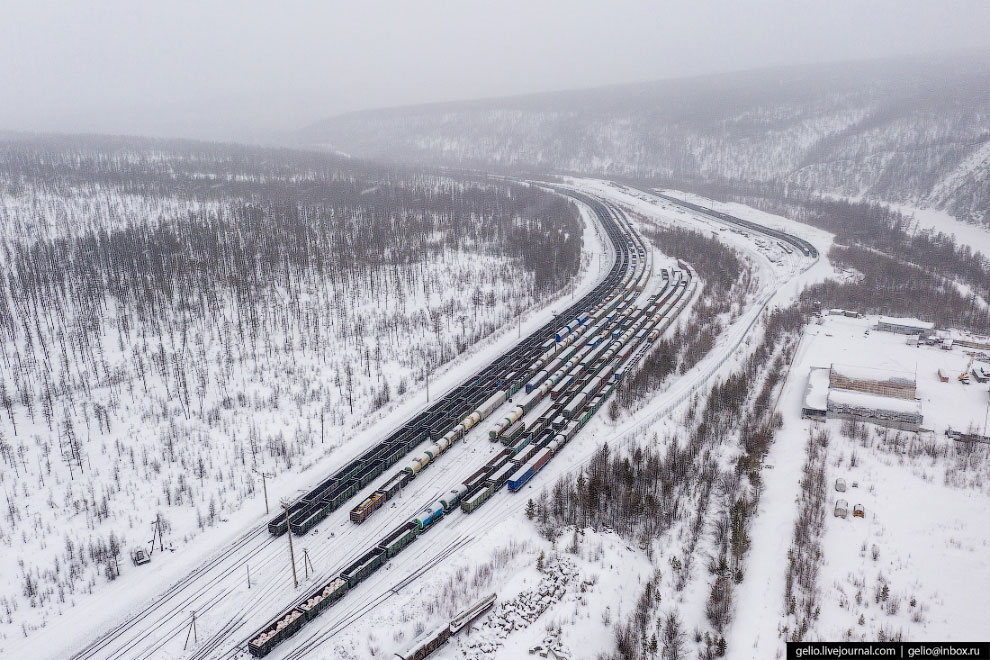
[835,478,847,492]
[853,504,865,518]
[131,548,151,566]
[834,500,849,518]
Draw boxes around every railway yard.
[29,182,821,660]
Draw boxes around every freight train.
[246,218,689,659]
[653,192,819,258]
[269,193,642,538]
[349,210,655,527]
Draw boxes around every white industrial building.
[876,316,935,336]
[802,363,923,431]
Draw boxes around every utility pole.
[426,365,430,403]
[303,549,315,580]
[247,564,251,589]
[156,514,164,553]
[252,468,272,515]
[282,502,298,589]
[149,514,164,556]
[183,610,198,650]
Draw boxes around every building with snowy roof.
[828,364,916,400]
[802,367,830,420]
[876,316,935,336]
[826,388,922,432]
[801,364,923,431]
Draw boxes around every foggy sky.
[2,0,989,142]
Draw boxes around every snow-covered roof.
[878,316,935,330]
[827,388,922,415]
[803,367,830,411]
[830,364,915,388]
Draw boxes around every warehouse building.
[826,389,923,432]
[828,364,917,400]
[876,316,935,336]
[802,364,923,431]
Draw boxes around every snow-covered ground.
[8,178,837,660]
[0,189,609,660]
[889,203,990,256]
[730,313,990,658]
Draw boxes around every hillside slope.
[303,54,990,224]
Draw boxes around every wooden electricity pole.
[303,549,315,580]
[282,503,298,589]
[252,468,271,515]
[183,610,198,650]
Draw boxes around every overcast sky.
[2,1,989,142]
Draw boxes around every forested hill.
[301,53,990,225]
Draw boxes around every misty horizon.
[2,1,990,143]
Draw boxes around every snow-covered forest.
[0,136,585,639]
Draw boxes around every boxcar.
[460,484,494,514]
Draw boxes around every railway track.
[652,192,819,258]
[242,199,686,657]
[65,182,819,660]
[65,187,640,660]
[266,190,640,538]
